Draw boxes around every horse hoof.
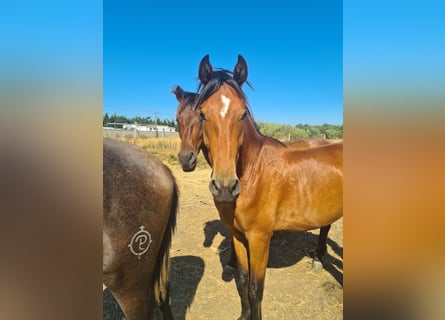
[312,259,323,270]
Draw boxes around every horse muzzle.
[178,151,197,172]
[209,178,241,203]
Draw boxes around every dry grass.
[108,136,208,168]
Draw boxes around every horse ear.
[173,86,185,102]
[233,54,248,86]
[198,54,213,84]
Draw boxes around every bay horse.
[173,86,210,172]
[103,138,178,320]
[173,85,334,270]
[194,55,343,319]
[173,85,331,173]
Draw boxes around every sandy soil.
[104,164,343,320]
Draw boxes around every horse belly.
[274,187,342,231]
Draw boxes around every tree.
[256,121,342,140]
[103,113,110,126]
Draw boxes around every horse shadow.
[203,219,343,286]
[103,255,205,320]
[170,255,205,320]
[103,288,125,320]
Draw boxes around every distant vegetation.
[103,113,177,129]
[103,113,342,140]
[256,122,342,140]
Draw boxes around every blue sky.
[104,0,342,125]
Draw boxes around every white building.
[123,124,176,132]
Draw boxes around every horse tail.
[152,174,179,318]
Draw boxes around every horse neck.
[237,116,265,176]
[200,144,212,166]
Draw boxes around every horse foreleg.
[247,232,272,320]
[232,236,250,320]
[313,224,331,270]
[227,235,238,270]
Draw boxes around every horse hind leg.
[110,286,152,320]
[312,224,331,270]
[112,289,168,320]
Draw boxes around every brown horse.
[173,86,210,172]
[195,55,343,320]
[174,85,331,173]
[103,138,178,320]
[173,85,334,270]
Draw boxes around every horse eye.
[241,110,248,120]
[199,111,206,122]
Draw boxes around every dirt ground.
[104,163,343,320]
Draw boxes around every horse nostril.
[209,179,221,196]
[231,179,241,196]
[212,179,221,191]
